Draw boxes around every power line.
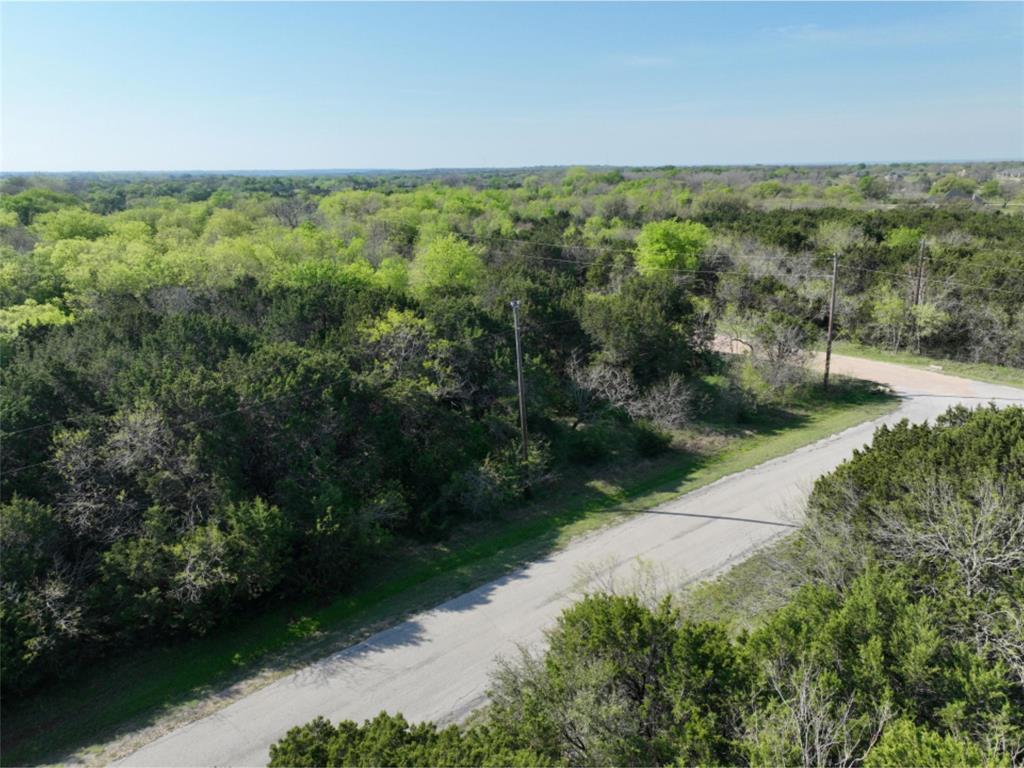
[509,250,834,281]
[2,403,129,437]
[840,264,1021,297]
[463,230,796,263]
[2,252,1013,444]
[463,228,1024,273]
[3,373,355,477]
[0,299,718,478]
[453,229,1022,295]
[0,314,588,447]
[4,224,1019,460]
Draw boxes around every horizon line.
[3,158,1023,176]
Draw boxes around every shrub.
[864,718,993,767]
[633,420,672,457]
[563,423,617,465]
[446,440,553,518]
[268,712,554,768]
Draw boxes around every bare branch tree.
[566,356,639,428]
[630,374,694,430]
[53,405,220,541]
[874,480,1024,600]
[746,658,891,768]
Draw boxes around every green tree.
[487,594,747,766]
[858,175,890,200]
[864,718,994,767]
[634,220,710,277]
[409,234,485,296]
[375,256,411,293]
[884,226,923,254]
[977,179,1003,200]
[748,180,786,199]
[0,300,73,344]
[871,284,910,351]
[815,220,865,254]
[0,497,78,692]
[0,188,80,225]
[581,275,695,384]
[99,499,288,635]
[32,208,111,241]
[929,174,978,197]
[268,713,554,767]
[910,302,949,349]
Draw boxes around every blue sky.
[2,2,1021,171]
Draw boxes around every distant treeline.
[2,160,1023,207]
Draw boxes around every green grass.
[831,340,1024,390]
[682,534,805,632]
[0,381,898,767]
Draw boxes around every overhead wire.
[4,222,1021,471]
[454,229,1022,296]
[0,314,591,452]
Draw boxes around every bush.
[864,719,993,767]
[629,373,694,430]
[563,423,617,465]
[445,440,553,518]
[268,712,554,768]
[633,420,672,457]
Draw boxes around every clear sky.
[2,1,1022,171]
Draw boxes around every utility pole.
[510,300,529,461]
[913,238,926,307]
[823,252,839,390]
[912,238,926,353]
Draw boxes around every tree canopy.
[634,219,710,276]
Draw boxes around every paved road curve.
[120,355,1024,767]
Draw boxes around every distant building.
[995,167,1024,180]
[944,188,975,202]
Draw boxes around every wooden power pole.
[510,300,529,461]
[912,238,926,352]
[913,238,926,308]
[823,252,839,390]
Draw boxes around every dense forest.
[270,405,1024,767]
[2,164,1023,696]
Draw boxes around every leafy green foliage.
[864,718,996,767]
[268,713,554,767]
[409,233,485,296]
[0,173,711,696]
[0,299,73,345]
[884,225,922,252]
[581,275,695,384]
[634,219,710,276]
[0,188,80,224]
[2,166,1022,710]
[485,593,749,767]
[32,208,112,241]
[930,174,978,197]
